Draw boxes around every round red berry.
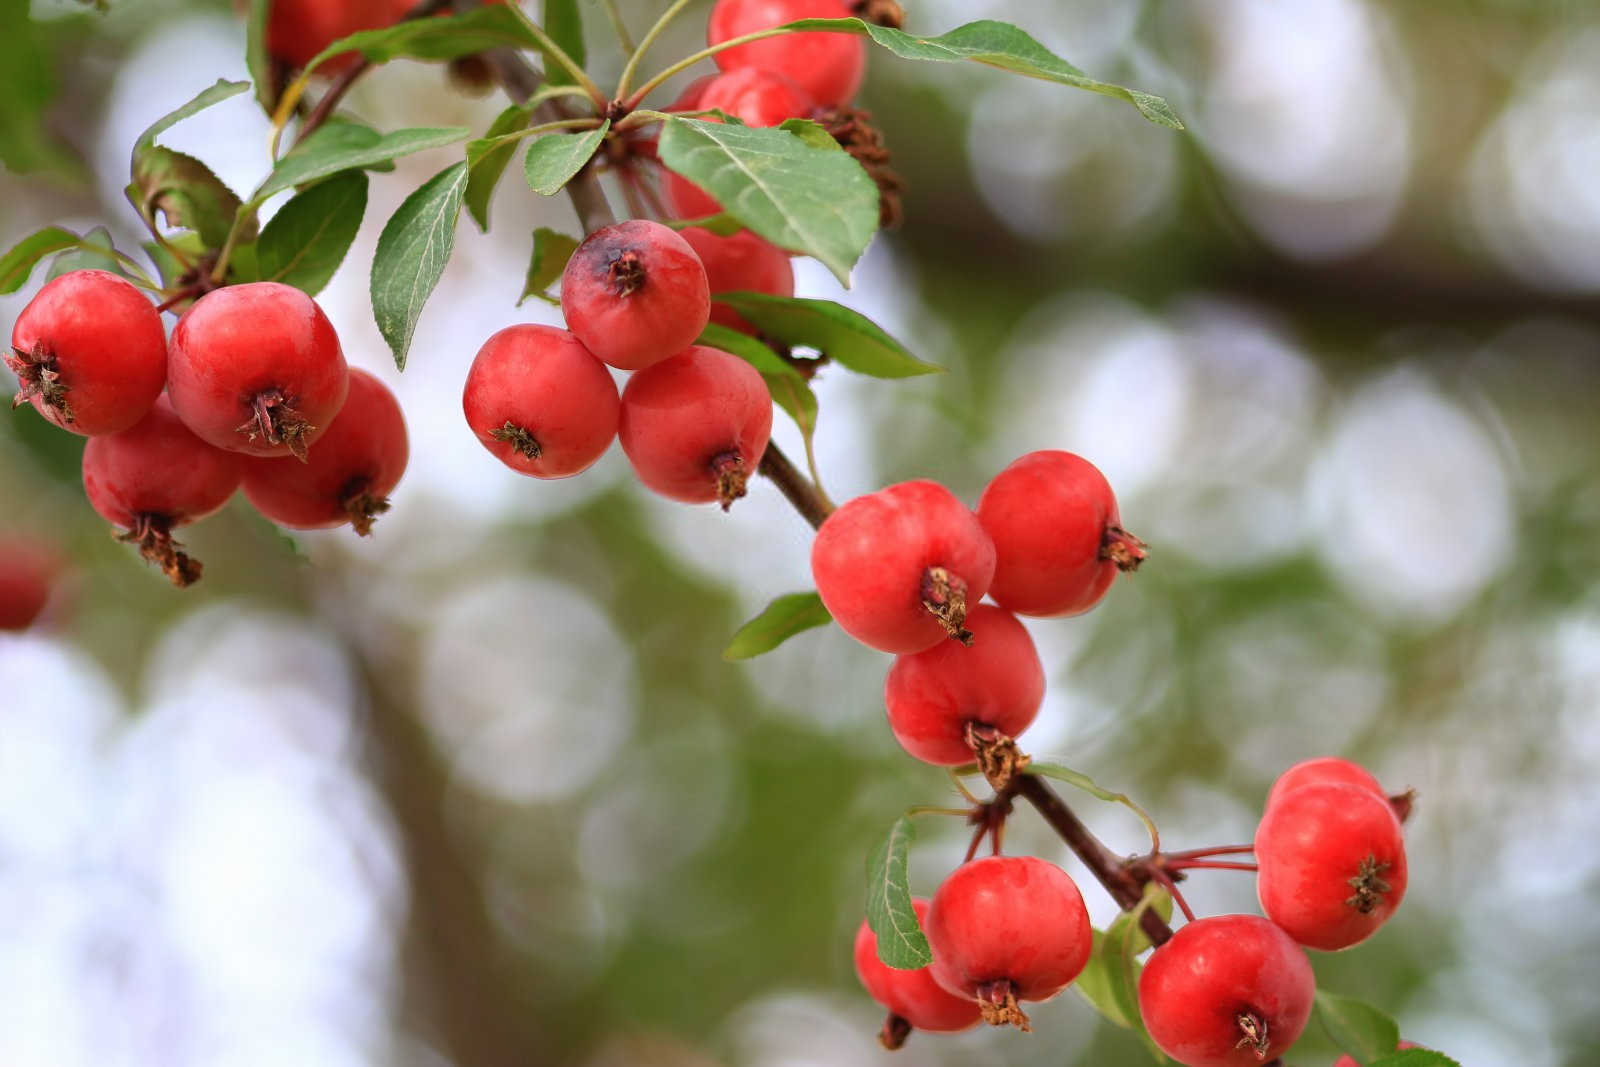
[679,227,795,335]
[267,0,401,72]
[811,481,996,655]
[1266,756,1387,811]
[664,69,816,221]
[1138,914,1315,1067]
[6,269,167,437]
[882,603,1044,765]
[1334,1042,1422,1067]
[617,345,772,508]
[561,220,711,371]
[167,282,349,461]
[82,395,243,587]
[924,855,1091,1031]
[975,450,1145,617]
[708,0,867,109]
[462,324,620,480]
[853,899,982,1043]
[243,368,409,534]
[0,536,62,632]
[1255,782,1408,951]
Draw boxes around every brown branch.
[757,444,834,529]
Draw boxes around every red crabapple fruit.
[0,536,61,631]
[679,227,795,335]
[243,369,408,535]
[1255,782,1408,951]
[1138,914,1315,1067]
[664,69,816,221]
[167,282,349,461]
[560,221,711,371]
[7,269,167,436]
[811,480,996,654]
[924,855,1092,1031]
[708,0,867,109]
[853,899,982,1048]
[81,396,243,587]
[463,325,620,480]
[617,345,772,508]
[1266,756,1387,811]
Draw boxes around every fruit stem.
[877,1013,911,1051]
[1102,524,1148,571]
[597,0,637,57]
[756,445,834,529]
[614,0,696,102]
[920,566,973,646]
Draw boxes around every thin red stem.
[1161,844,1255,861]
[1165,859,1259,874]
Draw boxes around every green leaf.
[0,228,83,294]
[722,592,832,660]
[3,403,85,487]
[46,226,123,281]
[1369,1053,1461,1067]
[785,17,1182,129]
[465,103,533,231]
[1317,990,1402,1065]
[257,171,369,296]
[371,162,469,370]
[777,118,844,153]
[256,126,471,202]
[658,118,878,285]
[141,233,209,288]
[131,79,251,157]
[695,323,819,442]
[518,227,579,306]
[1095,885,1171,1061]
[0,2,86,178]
[864,815,931,969]
[522,122,609,196]
[245,0,274,112]
[1027,762,1161,852]
[542,0,585,88]
[711,294,938,379]
[279,120,395,173]
[129,147,249,249]
[302,5,541,76]
[662,212,745,237]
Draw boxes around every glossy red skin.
[167,282,349,458]
[1138,915,1315,1067]
[664,69,816,220]
[82,395,242,529]
[708,0,866,108]
[1266,757,1387,811]
[811,481,996,655]
[266,0,502,72]
[0,537,60,631]
[977,450,1123,617]
[7,269,167,436]
[561,221,711,371]
[679,227,795,334]
[243,369,409,529]
[1255,783,1408,951]
[1334,1042,1421,1067]
[883,604,1044,764]
[462,325,619,480]
[853,899,982,1033]
[925,856,1091,1003]
[618,345,773,503]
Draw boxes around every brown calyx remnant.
[1344,854,1393,914]
[609,249,647,297]
[818,106,904,229]
[339,477,391,537]
[491,421,542,460]
[878,1013,912,1051]
[921,566,973,645]
[976,980,1030,1031]
[965,722,1031,792]
[7,344,73,423]
[1235,1011,1270,1059]
[1101,525,1148,571]
[118,513,202,588]
[238,389,316,462]
[1389,788,1417,824]
[850,0,905,29]
[712,451,749,511]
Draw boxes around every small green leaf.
[722,592,832,660]
[777,118,843,152]
[711,294,937,378]
[371,162,468,370]
[658,118,878,285]
[46,226,122,281]
[1073,931,1134,1028]
[279,120,395,173]
[141,233,209,288]
[523,122,609,196]
[865,814,931,969]
[1097,885,1171,1062]
[245,0,274,112]
[130,146,249,249]
[465,103,533,231]
[518,227,580,306]
[131,79,251,157]
[257,171,368,296]
[0,227,83,293]
[1317,990,1402,1065]
[302,5,541,77]
[542,0,585,88]
[1369,1052,1461,1067]
[1027,762,1161,852]
[256,126,471,202]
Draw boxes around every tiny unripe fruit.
[708,0,867,109]
[883,604,1044,765]
[853,900,982,1044]
[463,325,620,480]
[1255,782,1408,951]
[679,227,795,335]
[924,855,1092,1030]
[7,269,168,436]
[664,69,816,221]
[243,369,409,534]
[561,221,711,371]
[167,282,349,460]
[0,536,61,631]
[1265,756,1387,811]
[811,481,996,654]
[618,345,772,508]
[976,450,1145,617]
[1138,914,1315,1067]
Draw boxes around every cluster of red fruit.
[7,271,408,585]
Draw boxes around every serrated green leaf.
[722,592,832,660]
[46,226,123,282]
[1369,1052,1460,1067]
[1027,762,1161,852]
[132,79,251,157]
[865,815,930,969]
[257,171,368,296]
[256,126,471,202]
[371,162,468,370]
[302,5,540,77]
[518,227,580,306]
[0,228,83,294]
[542,0,585,88]
[1318,991,1401,1065]
[465,104,533,231]
[695,323,818,441]
[130,146,249,249]
[658,118,878,285]
[711,294,936,378]
[523,122,609,196]
[245,0,274,112]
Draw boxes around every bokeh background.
[4,0,1599,1064]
